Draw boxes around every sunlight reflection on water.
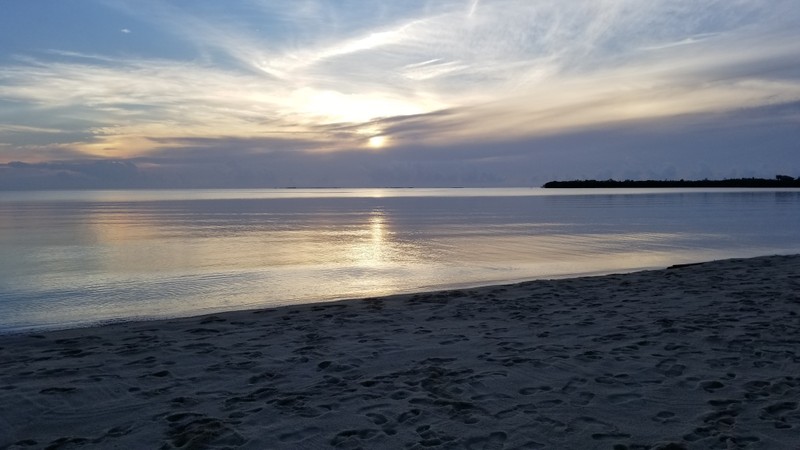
[1,188,799,331]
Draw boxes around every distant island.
[543,175,800,188]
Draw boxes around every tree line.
[543,175,800,188]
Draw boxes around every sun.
[367,135,388,149]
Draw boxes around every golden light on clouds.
[292,88,435,125]
[2,0,800,168]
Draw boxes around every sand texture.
[1,254,799,449]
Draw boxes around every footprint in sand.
[39,387,77,394]
[655,358,686,377]
[571,391,595,406]
[329,428,380,447]
[561,377,588,393]
[759,401,799,428]
[398,408,422,424]
[278,427,321,443]
[463,431,507,450]
[519,386,552,395]
[165,414,245,448]
[365,412,388,425]
[607,392,643,404]
[493,407,519,419]
[652,410,677,424]
[414,424,457,447]
[699,380,725,392]
[591,431,631,441]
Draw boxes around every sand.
[1,255,799,449]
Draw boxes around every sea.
[2,187,799,333]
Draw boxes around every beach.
[1,254,799,449]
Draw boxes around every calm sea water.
[2,188,799,332]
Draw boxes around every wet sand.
[1,254,799,449]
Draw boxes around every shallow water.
[2,187,799,332]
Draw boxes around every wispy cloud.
[2,0,799,163]
[0,124,65,134]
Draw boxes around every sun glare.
[367,135,388,149]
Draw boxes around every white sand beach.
[1,254,799,449]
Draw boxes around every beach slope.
[1,255,799,449]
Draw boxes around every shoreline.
[6,253,777,336]
[0,260,675,336]
[2,254,799,448]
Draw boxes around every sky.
[1,0,799,189]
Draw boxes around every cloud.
[0,159,141,189]
[0,124,65,134]
[1,0,800,186]
[4,100,798,190]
